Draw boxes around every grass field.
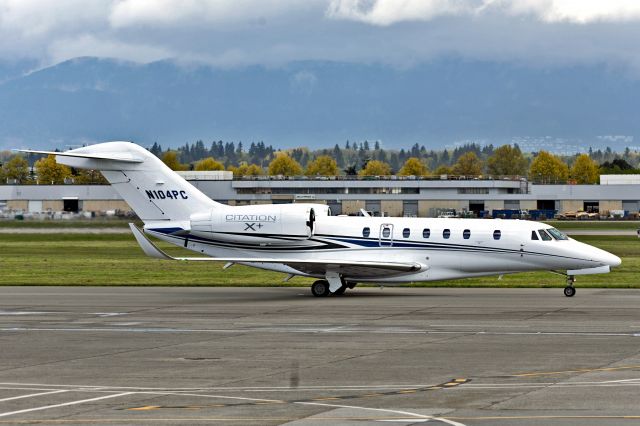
[543,220,640,230]
[0,233,637,288]
[0,219,136,228]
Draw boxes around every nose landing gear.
[564,275,576,297]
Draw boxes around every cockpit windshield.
[538,229,552,241]
[547,228,568,240]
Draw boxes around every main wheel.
[311,280,330,297]
[564,286,576,297]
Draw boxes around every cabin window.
[463,229,471,239]
[362,227,370,238]
[443,229,451,239]
[402,228,410,238]
[382,227,391,238]
[493,230,501,240]
[538,229,553,241]
[531,230,539,240]
[547,228,568,240]
[422,228,430,239]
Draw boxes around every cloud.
[109,0,322,28]
[326,0,474,26]
[502,0,640,24]
[327,0,640,25]
[1,0,640,71]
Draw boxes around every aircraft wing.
[130,224,423,278]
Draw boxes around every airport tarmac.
[0,286,639,425]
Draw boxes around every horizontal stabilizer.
[129,224,424,278]
[16,149,143,163]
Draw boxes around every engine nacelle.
[190,203,330,246]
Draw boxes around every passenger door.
[379,224,394,247]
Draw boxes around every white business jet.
[21,142,621,298]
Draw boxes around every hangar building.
[1,173,639,218]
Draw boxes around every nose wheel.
[564,275,576,297]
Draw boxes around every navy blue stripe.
[146,228,594,263]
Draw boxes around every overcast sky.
[2,0,640,71]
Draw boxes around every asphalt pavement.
[0,286,640,425]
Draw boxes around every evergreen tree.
[333,144,344,168]
[150,142,162,156]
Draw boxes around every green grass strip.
[0,233,637,287]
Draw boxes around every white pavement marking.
[1,326,638,338]
[0,311,126,317]
[0,392,132,418]
[92,313,127,317]
[0,389,68,402]
[0,386,67,392]
[0,382,445,393]
[295,401,467,426]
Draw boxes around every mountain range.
[1,57,639,151]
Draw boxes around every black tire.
[564,286,576,297]
[311,280,330,297]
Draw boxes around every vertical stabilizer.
[36,141,219,222]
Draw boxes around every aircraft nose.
[594,248,621,267]
[605,252,622,267]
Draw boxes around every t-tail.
[18,141,220,223]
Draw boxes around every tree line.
[1,140,640,184]
[152,140,637,184]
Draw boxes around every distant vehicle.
[559,211,598,220]
[20,142,621,298]
[576,211,599,220]
[437,210,459,218]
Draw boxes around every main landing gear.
[311,279,356,297]
[564,275,576,297]
[311,280,331,297]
